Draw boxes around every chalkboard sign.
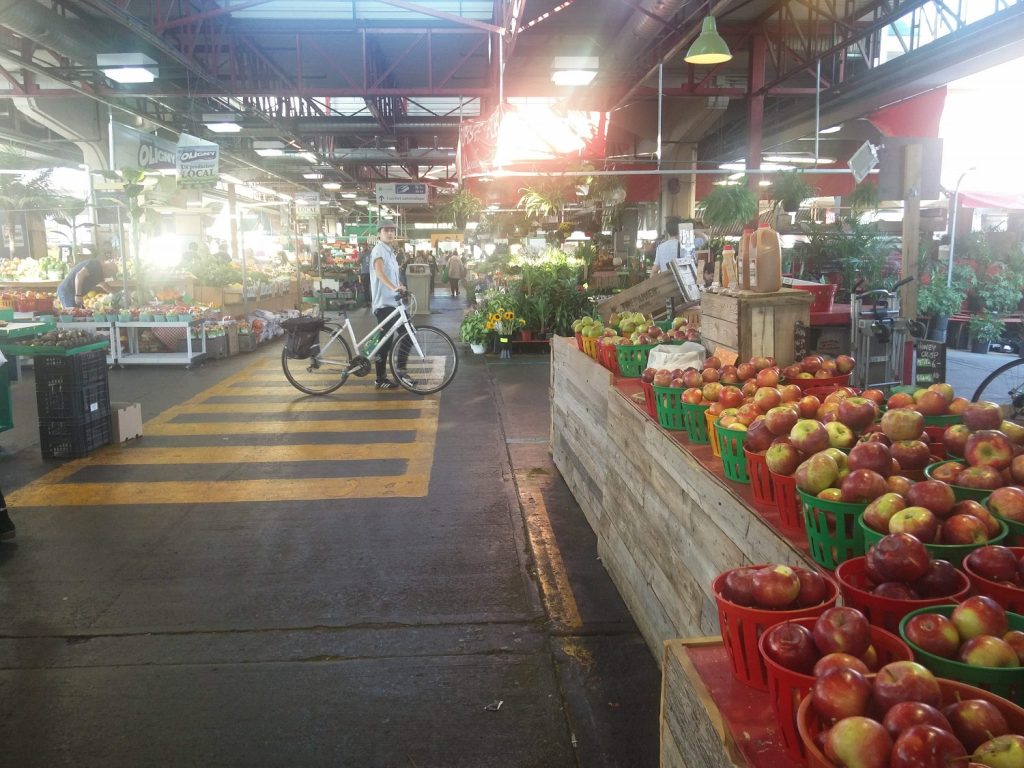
[915,340,946,387]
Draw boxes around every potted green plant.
[439,188,483,229]
[967,313,1005,354]
[916,273,966,342]
[698,180,759,233]
[459,308,490,353]
[770,170,814,214]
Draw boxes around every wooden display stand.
[700,288,812,366]
[551,337,816,659]
[596,271,682,321]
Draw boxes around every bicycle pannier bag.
[281,317,324,359]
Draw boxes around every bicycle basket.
[281,317,324,359]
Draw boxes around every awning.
[958,190,1024,210]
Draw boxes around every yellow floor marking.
[85,443,430,465]
[11,476,430,506]
[10,354,441,506]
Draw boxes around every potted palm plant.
[698,180,759,233]
[770,170,814,214]
[440,188,483,229]
[917,273,966,342]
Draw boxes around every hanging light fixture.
[684,17,732,65]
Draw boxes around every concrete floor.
[0,294,661,768]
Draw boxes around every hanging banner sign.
[176,134,219,187]
[376,183,429,204]
[111,122,176,171]
[296,205,319,218]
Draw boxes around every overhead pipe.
[0,0,115,64]
[290,118,460,134]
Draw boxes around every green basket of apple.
[987,488,1024,547]
[926,459,1001,502]
[899,599,1024,704]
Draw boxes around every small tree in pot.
[968,314,1005,354]
[769,170,814,215]
[917,272,966,342]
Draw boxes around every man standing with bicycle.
[370,222,408,390]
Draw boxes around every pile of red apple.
[861,480,1002,546]
[640,353,782,397]
[762,606,888,676]
[927,399,1024,491]
[903,596,1023,671]
[886,384,971,417]
[718,563,831,610]
[859,533,967,601]
[781,353,856,382]
[965,545,1024,589]
[807,657,1024,768]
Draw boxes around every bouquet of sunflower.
[486,308,526,337]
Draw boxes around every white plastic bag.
[646,342,706,371]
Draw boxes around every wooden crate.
[596,271,682,321]
[699,288,812,366]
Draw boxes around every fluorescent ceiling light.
[719,161,794,172]
[203,113,242,133]
[466,222,479,230]
[255,148,284,157]
[322,182,341,190]
[341,192,357,199]
[220,173,245,185]
[354,199,369,206]
[298,152,317,163]
[820,125,843,134]
[764,154,835,165]
[758,180,772,187]
[551,56,598,86]
[97,53,158,83]
[205,122,242,134]
[303,173,323,180]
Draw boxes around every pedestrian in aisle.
[446,250,466,297]
[0,485,14,540]
[370,222,408,390]
[57,258,118,309]
[650,216,683,277]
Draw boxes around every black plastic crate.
[36,375,110,422]
[39,411,112,459]
[33,348,108,385]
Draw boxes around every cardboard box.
[111,402,142,442]
[226,325,239,356]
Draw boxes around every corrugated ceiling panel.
[226,0,494,22]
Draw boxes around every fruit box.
[110,402,142,443]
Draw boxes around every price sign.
[914,340,946,388]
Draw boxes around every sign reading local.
[375,182,429,204]
[176,134,219,187]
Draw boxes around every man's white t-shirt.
[653,237,687,273]
[370,241,401,311]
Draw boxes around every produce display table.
[56,321,118,364]
[117,320,206,368]
[551,336,816,660]
[661,639,798,768]
[809,303,850,327]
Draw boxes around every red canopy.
[958,190,1024,210]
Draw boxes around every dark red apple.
[823,716,893,768]
[744,419,775,453]
[750,564,801,609]
[904,612,961,658]
[840,469,889,503]
[963,400,1003,432]
[951,595,1010,640]
[892,440,933,471]
[838,397,879,431]
[955,465,1005,490]
[812,606,871,657]
[812,667,872,721]
[912,560,961,598]
[965,430,1015,471]
[889,724,967,768]
[873,581,920,600]
[793,567,829,607]
[848,441,893,477]
[762,621,819,674]
[813,652,870,676]
[965,546,1020,583]
[943,698,1010,752]
[882,701,952,739]
[872,660,942,713]
[941,513,989,545]
[871,533,931,583]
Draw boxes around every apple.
[882,408,926,442]
[943,699,1010,752]
[762,621,819,673]
[751,564,801,608]
[943,425,972,458]
[702,367,720,383]
[741,379,759,398]
[718,385,744,408]
[779,384,802,402]
[892,440,933,471]
[838,397,879,431]
[726,422,748,432]
[701,382,723,402]
[682,387,704,405]
[670,377,687,389]
[973,734,1024,768]
[704,356,722,369]
[818,488,844,501]
[721,566,760,605]
[913,560,962,598]
[929,461,963,484]
[956,501,1005,538]
[812,667,872,721]
[840,469,889,503]
[872,533,931,582]
[862,388,885,405]
[823,447,849,471]
[783,363,804,381]
[752,387,782,413]
[988,487,1024,523]
[719,365,739,384]
[916,390,950,416]
[1004,631,1024,665]
[889,506,940,543]
[736,362,756,381]
[801,355,824,374]
[951,595,1010,641]
[888,475,914,496]
[735,403,763,426]
[795,453,840,494]
[907,480,957,517]
[873,582,920,600]
[814,652,870,676]
[890,724,967,768]
[872,660,942,713]
[849,442,894,477]
[1003,420,1024,445]
[823,716,893,768]
[790,419,830,455]
[794,566,829,607]
[763,405,800,436]
[755,368,780,388]
[682,368,703,388]
[751,356,774,372]
[958,635,1020,668]
[766,442,804,476]
[888,392,916,410]
[963,401,1004,432]
[942,513,989,545]
[825,421,857,450]
[883,701,952,740]
[835,355,856,374]
[812,606,871,656]
[904,613,961,658]
[928,383,956,403]
[744,419,775,453]
[956,465,1005,490]
[1012,455,1024,485]
[863,493,909,533]
[948,397,971,415]
[797,395,821,420]
[965,430,1015,471]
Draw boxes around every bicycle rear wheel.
[972,357,1024,424]
[282,325,353,395]
[390,325,458,394]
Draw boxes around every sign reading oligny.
[375,183,429,204]
[112,124,219,186]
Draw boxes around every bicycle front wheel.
[390,325,458,395]
[282,325,353,395]
[972,357,1024,424]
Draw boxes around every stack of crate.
[34,349,112,458]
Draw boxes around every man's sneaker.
[0,508,15,541]
[375,379,399,390]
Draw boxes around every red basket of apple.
[898,598,1024,704]
[781,354,855,391]
[835,532,971,634]
[759,608,913,760]
[964,545,1024,614]
[713,564,839,690]
[796,657,1024,768]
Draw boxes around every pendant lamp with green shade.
[684,16,732,65]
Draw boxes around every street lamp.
[946,166,976,287]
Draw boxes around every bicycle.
[281,294,458,396]
[972,354,1024,424]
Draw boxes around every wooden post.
[901,144,922,320]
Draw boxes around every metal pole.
[656,62,663,170]
[814,60,821,163]
[946,167,975,287]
